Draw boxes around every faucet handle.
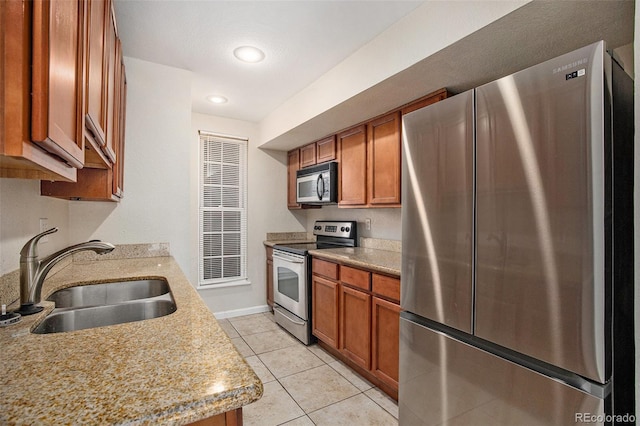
[20,227,59,259]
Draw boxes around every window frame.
[197,130,250,289]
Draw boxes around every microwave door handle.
[317,174,324,200]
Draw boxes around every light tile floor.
[216,312,399,426]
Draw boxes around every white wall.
[0,179,70,277]
[69,57,193,276]
[191,113,304,315]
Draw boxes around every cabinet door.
[31,0,85,168]
[340,284,371,369]
[85,0,109,149]
[102,4,117,163]
[372,296,400,389]
[338,125,367,206]
[367,112,401,206]
[312,275,339,348]
[299,143,316,168]
[287,149,300,209]
[316,136,336,164]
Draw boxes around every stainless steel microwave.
[296,162,338,204]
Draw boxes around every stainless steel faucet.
[18,228,115,315]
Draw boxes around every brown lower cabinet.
[187,408,242,426]
[371,296,401,389]
[311,274,340,348]
[311,257,400,400]
[340,284,371,370]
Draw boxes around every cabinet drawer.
[372,274,400,303]
[313,258,339,280]
[341,266,370,291]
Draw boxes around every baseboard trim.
[213,304,271,319]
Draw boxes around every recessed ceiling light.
[207,95,228,104]
[233,46,265,63]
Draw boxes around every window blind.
[198,131,248,287]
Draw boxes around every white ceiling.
[114,0,424,123]
[114,1,634,150]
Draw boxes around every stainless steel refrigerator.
[399,41,634,425]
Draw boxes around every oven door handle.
[274,305,306,326]
[273,254,305,264]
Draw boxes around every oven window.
[277,266,300,302]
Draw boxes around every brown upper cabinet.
[288,136,337,209]
[103,5,118,164]
[299,135,337,170]
[40,1,126,201]
[1,0,78,181]
[367,112,401,206]
[337,125,367,206]
[31,0,85,169]
[315,135,336,164]
[289,88,447,209]
[1,0,127,188]
[337,112,401,208]
[83,0,111,167]
[299,143,316,168]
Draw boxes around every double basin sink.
[33,278,176,334]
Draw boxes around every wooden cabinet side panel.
[368,111,401,206]
[372,297,400,389]
[339,285,371,369]
[1,0,31,156]
[266,247,273,308]
[312,275,339,348]
[287,149,300,209]
[337,125,367,206]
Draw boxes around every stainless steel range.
[272,221,357,345]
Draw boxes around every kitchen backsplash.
[0,243,171,308]
[265,232,313,242]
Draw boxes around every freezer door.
[399,317,605,426]
[401,90,474,333]
[475,42,607,383]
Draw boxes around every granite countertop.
[0,256,262,425]
[309,247,401,277]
